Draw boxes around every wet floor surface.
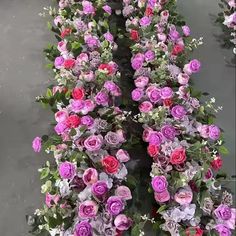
[0,0,235,235]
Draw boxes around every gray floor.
[0,0,235,235]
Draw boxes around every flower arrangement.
[123,0,235,235]
[30,1,133,235]
[216,0,236,54]
[30,0,235,236]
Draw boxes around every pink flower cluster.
[123,0,235,235]
[33,1,132,235]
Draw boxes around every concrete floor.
[0,0,235,235]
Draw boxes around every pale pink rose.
[114,214,132,231]
[82,168,98,185]
[55,109,68,123]
[174,186,193,205]
[178,73,190,85]
[115,186,132,200]
[45,193,60,207]
[197,124,209,138]
[116,149,130,162]
[134,76,149,88]
[57,41,67,52]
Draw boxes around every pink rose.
[116,149,130,162]
[78,200,98,219]
[114,214,132,231]
[115,186,132,200]
[174,186,193,205]
[154,190,170,203]
[83,168,98,185]
[139,101,153,113]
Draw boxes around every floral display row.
[31,1,133,235]
[123,0,235,235]
[30,0,235,236]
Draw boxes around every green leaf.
[157,205,167,213]
[218,145,229,155]
[40,168,50,180]
[131,225,140,236]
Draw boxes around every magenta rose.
[151,175,168,193]
[148,131,163,146]
[74,221,92,236]
[59,162,76,179]
[215,224,232,236]
[32,137,42,153]
[146,86,161,103]
[106,196,124,216]
[214,204,232,221]
[208,125,221,140]
[78,200,98,219]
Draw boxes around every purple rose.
[32,137,42,153]
[82,0,95,15]
[182,25,191,37]
[151,175,168,193]
[59,162,76,179]
[91,181,108,197]
[104,81,117,92]
[144,50,155,62]
[54,56,64,69]
[83,168,98,185]
[78,200,98,219]
[215,224,232,236]
[75,221,92,236]
[131,53,145,70]
[214,204,232,220]
[81,115,94,128]
[161,125,176,140]
[104,32,114,42]
[131,88,144,101]
[84,35,99,48]
[189,59,201,73]
[148,131,163,146]
[208,125,221,140]
[84,135,103,152]
[54,121,68,135]
[70,99,85,113]
[169,29,180,41]
[160,87,174,99]
[139,16,151,27]
[114,214,132,231]
[171,105,187,119]
[106,196,124,216]
[94,91,109,106]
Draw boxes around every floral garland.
[216,0,236,54]
[123,0,235,235]
[31,1,133,235]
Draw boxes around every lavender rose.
[114,214,132,231]
[94,91,109,106]
[148,131,163,146]
[161,125,176,140]
[160,87,174,99]
[91,181,108,197]
[151,175,168,193]
[32,137,42,153]
[59,162,76,179]
[105,131,121,146]
[215,224,232,236]
[106,196,124,216]
[78,200,98,219]
[182,25,191,37]
[139,16,151,27]
[144,50,155,62]
[208,125,221,140]
[171,105,187,120]
[84,135,103,152]
[74,221,92,236]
